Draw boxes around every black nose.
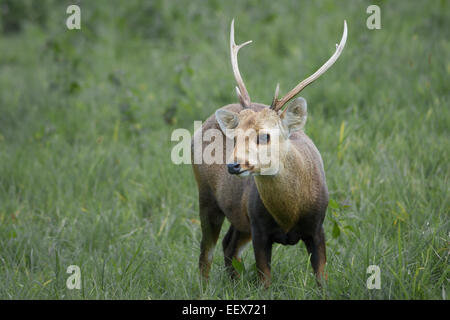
[227,162,241,174]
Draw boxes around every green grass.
[0,0,448,299]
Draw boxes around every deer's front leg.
[251,229,273,288]
[303,226,327,283]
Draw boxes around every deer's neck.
[253,144,315,232]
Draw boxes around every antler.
[230,19,252,108]
[271,20,348,112]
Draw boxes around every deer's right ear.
[215,109,239,137]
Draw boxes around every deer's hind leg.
[222,225,251,278]
[198,196,225,280]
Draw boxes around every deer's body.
[192,103,328,285]
[191,20,347,286]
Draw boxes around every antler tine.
[230,19,252,108]
[270,83,280,109]
[273,20,348,112]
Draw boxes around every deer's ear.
[216,109,239,136]
[280,97,307,137]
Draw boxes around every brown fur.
[191,103,328,287]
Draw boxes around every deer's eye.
[257,133,270,145]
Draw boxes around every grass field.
[0,0,448,299]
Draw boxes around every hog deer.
[191,19,347,287]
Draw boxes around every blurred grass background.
[0,0,448,299]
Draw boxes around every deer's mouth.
[237,164,255,176]
[237,169,251,177]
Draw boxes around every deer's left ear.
[280,97,307,137]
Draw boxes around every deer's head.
[216,19,347,176]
